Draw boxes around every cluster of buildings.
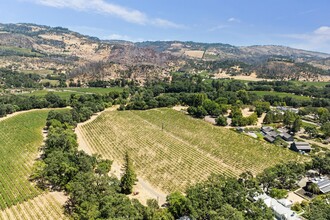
[261,126,311,154]
[254,194,300,220]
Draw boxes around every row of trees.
[264,110,302,133]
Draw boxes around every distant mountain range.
[0,23,329,83]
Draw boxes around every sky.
[0,0,330,53]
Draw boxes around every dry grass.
[184,50,205,58]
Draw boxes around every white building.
[254,194,300,220]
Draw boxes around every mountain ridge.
[0,22,329,83]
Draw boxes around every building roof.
[293,142,311,150]
[264,135,275,143]
[278,199,293,207]
[317,178,330,194]
[278,128,289,133]
[254,194,300,220]
[267,131,279,138]
[281,132,293,139]
[262,126,273,133]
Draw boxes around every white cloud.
[28,0,184,28]
[227,17,241,23]
[152,18,186,29]
[105,34,144,42]
[283,26,330,53]
[208,24,228,32]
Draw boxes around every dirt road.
[75,106,168,206]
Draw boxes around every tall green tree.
[120,152,137,194]
[292,117,302,133]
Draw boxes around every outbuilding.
[290,142,311,153]
[280,132,294,142]
[264,135,276,143]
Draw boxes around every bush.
[216,115,228,126]
[269,188,288,199]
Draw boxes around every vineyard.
[0,192,67,220]
[80,108,305,192]
[0,110,66,219]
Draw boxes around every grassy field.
[21,90,80,99]
[39,79,60,86]
[80,108,304,192]
[19,70,54,75]
[20,87,123,99]
[65,87,124,94]
[0,46,44,57]
[294,81,330,88]
[251,91,311,100]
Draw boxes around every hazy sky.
[1,0,330,53]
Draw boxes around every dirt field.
[184,50,205,58]
[214,71,272,81]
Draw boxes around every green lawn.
[21,89,81,99]
[20,87,123,99]
[20,69,54,75]
[39,79,60,86]
[251,91,311,100]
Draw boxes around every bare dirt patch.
[184,50,205,58]
[214,71,271,81]
[287,192,306,204]
[109,161,167,206]
[242,107,254,117]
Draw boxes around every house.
[290,142,311,153]
[276,106,299,114]
[280,132,294,142]
[264,134,276,143]
[278,199,293,208]
[254,194,300,220]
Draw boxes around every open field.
[80,108,304,192]
[251,91,311,100]
[19,70,54,75]
[293,81,330,88]
[19,87,123,99]
[0,46,44,57]
[39,79,60,86]
[20,90,80,99]
[184,50,205,58]
[65,87,123,94]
